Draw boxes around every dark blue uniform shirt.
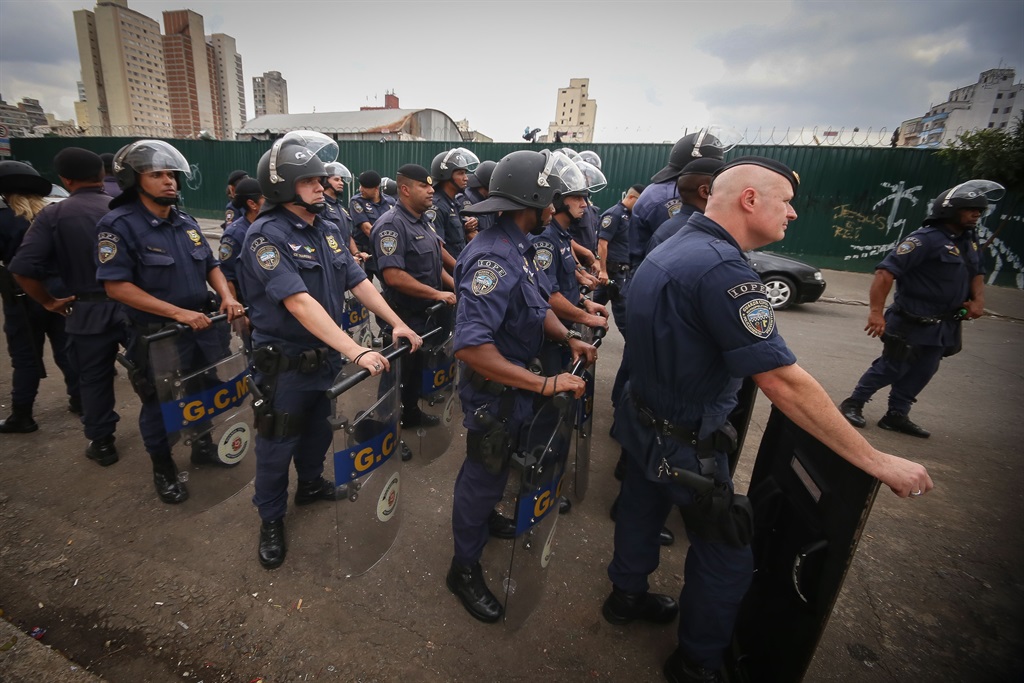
[239,206,366,358]
[349,194,391,262]
[629,180,680,266]
[428,190,466,257]
[8,186,119,334]
[323,195,354,247]
[598,201,632,265]
[569,203,600,254]
[218,213,251,285]
[454,216,552,430]
[624,213,796,438]
[879,225,983,347]
[532,221,580,313]
[94,203,218,325]
[645,204,699,257]
[371,202,444,317]
[457,187,495,232]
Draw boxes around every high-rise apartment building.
[162,10,216,139]
[547,78,597,144]
[253,71,288,117]
[208,33,246,140]
[73,0,173,136]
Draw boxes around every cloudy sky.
[1,0,1021,143]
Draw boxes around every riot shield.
[146,314,255,511]
[342,292,374,348]
[567,327,604,503]
[727,406,881,682]
[325,328,442,578]
[407,302,458,463]
[493,395,573,630]
[727,378,760,477]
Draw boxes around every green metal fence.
[9,138,1022,288]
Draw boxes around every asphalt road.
[1,263,1022,683]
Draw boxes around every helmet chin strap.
[293,198,327,214]
[139,186,178,206]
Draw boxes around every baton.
[143,309,244,342]
[325,326,442,399]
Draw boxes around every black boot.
[487,510,516,539]
[400,439,413,462]
[663,647,722,683]
[152,456,188,504]
[190,433,238,467]
[558,496,572,514]
[446,559,503,623]
[258,518,286,569]
[878,411,930,438]
[602,585,678,625]
[85,434,118,467]
[402,410,440,429]
[658,527,675,546]
[0,405,38,434]
[613,451,627,481]
[839,398,866,428]
[295,476,337,505]
[68,395,83,415]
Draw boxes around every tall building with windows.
[208,33,246,140]
[898,68,1023,147]
[253,71,288,117]
[162,10,216,139]
[546,78,597,144]
[73,0,173,136]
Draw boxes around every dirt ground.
[1,262,1022,683]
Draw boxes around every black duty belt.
[280,347,331,373]
[892,304,958,325]
[606,261,631,274]
[631,392,734,453]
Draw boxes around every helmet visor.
[443,147,481,172]
[542,151,588,194]
[575,160,607,193]
[578,151,602,169]
[691,125,743,158]
[324,162,353,182]
[945,179,1006,217]
[117,140,191,178]
[279,130,339,164]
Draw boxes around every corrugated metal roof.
[239,109,440,134]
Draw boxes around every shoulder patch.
[353,202,364,213]
[727,282,768,298]
[424,208,437,222]
[535,246,554,270]
[97,239,118,263]
[379,228,399,256]
[225,209,235,223]
[218,242,234,261]
[739,299,775,339]
[895,236,921,255]
[600,215,613,229]
[665,199,683,218]
[475,259,508,277]
[471,268,500,296]
[256,244,280,270]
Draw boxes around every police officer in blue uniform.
[322,162,364,259]
[380,177,399,207]
[605,157,933,683]
[429,147,481,258]
[629,128,734,267]
[645,158,724,256]
[456,160,496,233]
[595,184,644,330]
[0,161,80,433]
[219,178,263,302]
[9,148,124,463]
[839,180,1002,438]
[239,134,420,569]
[96,140,244,504]
[371,163,455,460]
[446,149,596,622]
[350,170,391,281]
[222,170,249,228]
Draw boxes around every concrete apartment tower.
[162,10,216,139]
[253,71,288,117]
[547,78,597,144]
[208,33,247,140]
[73,0,173,136]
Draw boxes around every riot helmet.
[555,147,581,162]
[578,150,602,169]
[925,180,1005,224]
[381,177,398,197]
[651,126,742,183]
[258,130,337,212]
[430,147,480,183]
[463,150,586,215]
[323,161,353,183]
[109,140,191,208]
[575,160,607,193]
[0,160,52,197]
[468,160,496,190]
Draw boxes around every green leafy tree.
[938,113,1024,196]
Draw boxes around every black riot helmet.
[430,147,480,183]
[381,177,398,197]
[924,180,1005,225]
[468,160,496,189]
[578,150,602,169]
[108,139,191,208]
[463,150,587,215]
[651,126,741,183]
[323,161,353,183]
[0,160,52,197]
[257,130,337,210]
